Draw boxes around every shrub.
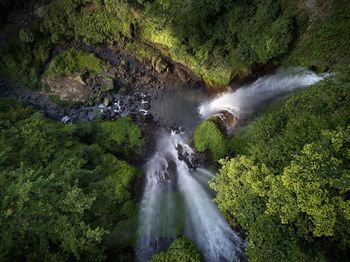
[150,237,203,262]
[99,117,145,156]
[193,119,228,161]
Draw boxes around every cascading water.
[199,67,328,121]
[137,67,328,261]
[136,132,245,261]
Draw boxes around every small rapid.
[136,132,245,261]
[199,68,328,122]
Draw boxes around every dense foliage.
[150,237,203,262]
[1,0,350,261]
[45,49,103,78]
[210,75,350,261]
[0,99,143,260]
[286,0,350,71]
[98,117,146,156]
[0,29,51,89]
[193,119,229,161]
[139,0,298,85]
[2,0,349,87]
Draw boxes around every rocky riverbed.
[0,41,211,164]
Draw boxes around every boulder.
[42,74,92,102]
[154,58,169,74]
[215,110,238,135]
[101,77,114,92]
[175,68,190,83]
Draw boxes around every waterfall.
[137,67,328,261]
[178,162,245,261]
[136,132,245,261]
[199,67,328,120]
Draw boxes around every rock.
[164,160,177,182]
[42,74,92,102]
[175,68,190,83]
[103,97,111,107]
[154,58,169,74]
[101,77,114,92]
[140,75,154,85]
[215,110,238,135]
[143,103,151,110]
[176,144,196,169]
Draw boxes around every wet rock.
[140,74,154,85]
[143,103,151,110]
[105,67,116,78]
[177,144,196,169]
[103,97,111,107]
[215,110,238,135]
[164,160,177,181]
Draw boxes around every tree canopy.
[210,75,350,261]
[0,99,142,260]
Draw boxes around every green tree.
[0,101,142,260]
[150,237,203,262]
[211,76,350,260]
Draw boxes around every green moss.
[193,118,247,162]
[125,40,158,62]
[193,119,228,161]
[45,49,103,78]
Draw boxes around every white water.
[136,133,245,261]
[137,67,328,261]
[199,67,327,120]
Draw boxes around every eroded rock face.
[42,74,92,102]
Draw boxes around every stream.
[135,67,327,261]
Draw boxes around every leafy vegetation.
[2,0,348,87]
[39,0,134,44]
[98,117,146,156]
[0,27,52,89]
[193,119,228,161]
[0,99,143,260]
[45,49,104,78]
[150,237,203,262]
[4,0,299,87]
[138,0,299,85]
[1,1,350,261]
[210,75,350,261]
[286,0,350,71]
